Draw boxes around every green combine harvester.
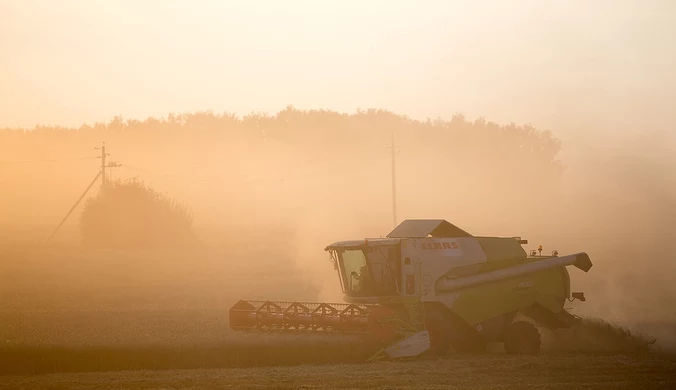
[230,219,592,359]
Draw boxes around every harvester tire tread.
[451,335,487,354]
[424,308,451,356]
[504,321,541,355]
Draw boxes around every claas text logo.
[421,242,460,250]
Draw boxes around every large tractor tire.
[451,336,487,354]
[424,305,487,355]
[449,318,487,354]
[504,321,541,355]
[425,309,451,356]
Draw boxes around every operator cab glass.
[333,245,400,297]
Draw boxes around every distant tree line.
[0,107,565,245]
[0,106,564,182]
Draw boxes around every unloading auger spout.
[436,252,592,293]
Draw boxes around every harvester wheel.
[450,333,487,354]
[504,321,541,355]
[425,309,451,355]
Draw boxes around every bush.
[80,178,195,249]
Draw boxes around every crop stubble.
[2,245,674,387]
[3,354,676,389]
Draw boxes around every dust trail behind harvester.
[543,317,657,354]
[289,130,676,353]
[548,134,676,352]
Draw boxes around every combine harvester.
[229,219,592,360]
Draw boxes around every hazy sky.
[1,0,675,144]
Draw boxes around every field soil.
[3,354,676,390]
[2,242,675,388]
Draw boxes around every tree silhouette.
[80,178,195,249]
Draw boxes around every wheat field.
[3,353,676,390]
[2,244,675,389]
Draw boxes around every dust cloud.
[0,109,674,350]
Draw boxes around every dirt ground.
[2,234,675,389]
[3,353,676,390]
[2,245,675,389]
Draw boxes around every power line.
[120,150,379,185]
[43,142,120,244]
[0,156,98,165]
[123,156,381,187]
[44,171,102,244]
[123,153,336,179]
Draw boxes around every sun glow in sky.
[1,0,675,144]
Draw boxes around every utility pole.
[385,132,399,228]
[391,132,397,228]
[96,142,121,188]
[100,142,107,186]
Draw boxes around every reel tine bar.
[229,299,374,335]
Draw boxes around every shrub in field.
[80,178,196,249]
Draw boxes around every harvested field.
[0,308,378,376]
[0,338,381,376]
[2,245,674,388]
[0,303,671,377]
[0,309,235,346]
[1,307,672,387]
[3,354,676,389]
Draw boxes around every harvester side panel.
[446,267,570,327]
[400,237,488,298]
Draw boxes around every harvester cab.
[229,219,593,360]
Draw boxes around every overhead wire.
[121,150,384,187]
[0,147,385,189]
[0,156,98,165]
